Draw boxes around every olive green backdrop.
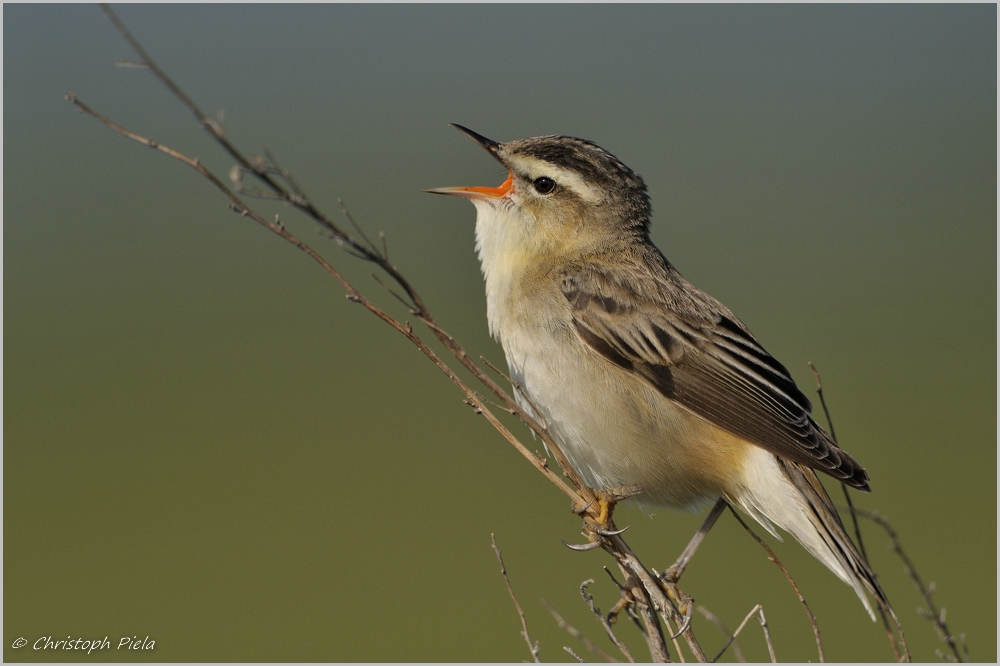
[5,4,996,662]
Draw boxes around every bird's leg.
[566,486,643,550]
[660,497,728,584]
[650,498,727,638]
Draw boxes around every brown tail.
[776,458,893,619]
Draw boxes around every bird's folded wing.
[561,264,870,490]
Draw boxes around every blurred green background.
[4,4,995,662]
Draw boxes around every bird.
[427,124,890,620]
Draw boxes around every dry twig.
[696,606,746,662]
[491,534,540,662]
[543,599,619,663]
[757,607,777,663]
[808,363,910,662]
[580,579,636,663]
[97,4,596,512]
[844,507,967,662]
[727,506,825,662]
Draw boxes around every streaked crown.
[498,135,652,234]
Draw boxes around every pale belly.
[505,327,750,511]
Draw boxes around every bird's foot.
[656,571,695,638]
[565,486,643,551]
[659,564,681,585]
[607,591,636,626]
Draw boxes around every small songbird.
[427,125,889,619]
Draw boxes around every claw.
[596,524,630,536]
[669,601,694,639]
[561,539,602,552]
[607,596,632,625]
[572,497,597,515]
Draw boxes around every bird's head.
[427,125,652,262]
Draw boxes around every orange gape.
[455,173,512,198]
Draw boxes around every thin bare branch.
[64,92,583,508]
[492,534,540,663]
[600,536,705,661]
[756,607,776,663]
[845,507,964,662]
[696,606,746,662]
[727,506,824,662]
[264,147,308,203]
[565,645,587,662]
[371,273,417,311]
[338,198,383,259]
[604,566,672,662]
[479,356,548,431]
[809,363,906,662]
[709,604,765,663]
[543,600,618,663]
[663,499,727,584]
[580,579,636,663]
[101,6,605,522]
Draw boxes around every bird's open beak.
[424,124,512,200]
[425,174,513,200]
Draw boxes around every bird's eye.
[533,177,557,195]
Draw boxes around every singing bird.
[428,125,889,619]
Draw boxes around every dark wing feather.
[562,261,871,490]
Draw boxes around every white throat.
[471,199,536,341]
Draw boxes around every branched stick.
[580,580,636,663]
[64,91,585,509]
[601,535,704,661]
[97,5,598,507]
[727,506,825,662]
[122,3,593,502]
[844,507,967,662]
[491,534,540,662]
[606,565,672,662]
